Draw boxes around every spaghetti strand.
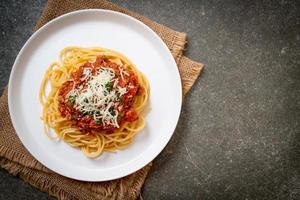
[39,47,149,157]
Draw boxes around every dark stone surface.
[0,0,300,199]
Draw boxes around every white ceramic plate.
[8,9,182,181]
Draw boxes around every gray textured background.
[1,0,300,199]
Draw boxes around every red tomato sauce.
[58,57,140,133]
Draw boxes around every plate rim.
[8,9,182,181]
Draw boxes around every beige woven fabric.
[0,0,204,199]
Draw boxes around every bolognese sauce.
[58,57,140,132]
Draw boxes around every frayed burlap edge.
[0,56,203,199]
[34,0,188,61]
[0,0,204,199]
[0,145,50,173]
[0,157,152,200]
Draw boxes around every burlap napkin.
[0,0,204,199]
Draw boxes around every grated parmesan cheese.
[67,67,128,128]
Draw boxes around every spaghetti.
[39,47,149,158]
